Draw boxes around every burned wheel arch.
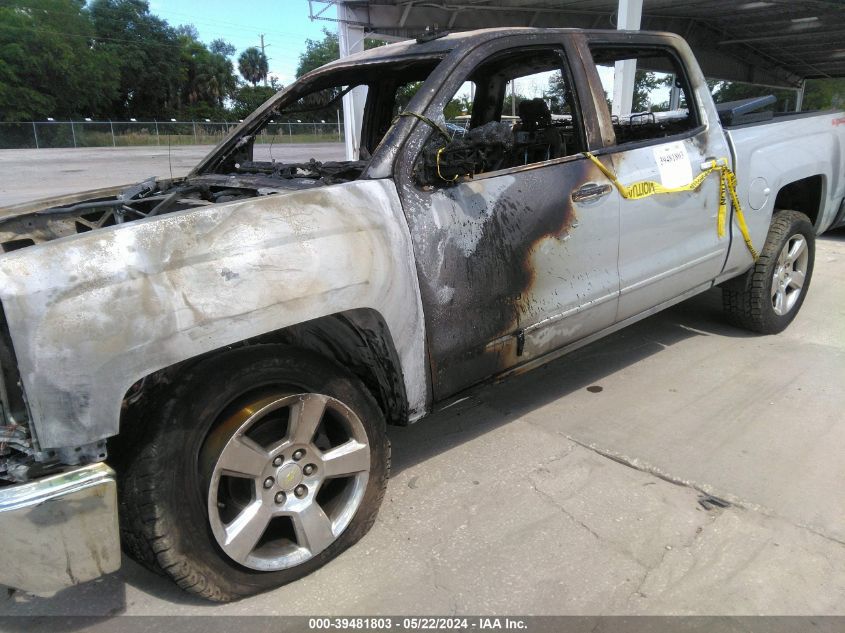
[117,308,411,436]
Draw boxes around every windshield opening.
[204,56,444,188]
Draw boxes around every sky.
[144,2,670,109]
[147,0,336,85]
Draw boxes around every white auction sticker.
[652,141,692,188]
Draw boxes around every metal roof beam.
[720,29,845,45]
[326,1,841,84]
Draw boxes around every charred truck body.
[0,28,843,600]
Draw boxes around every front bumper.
[0,462,120,596]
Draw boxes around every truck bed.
[718,108,845,279]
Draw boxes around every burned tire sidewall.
[148,345,389,598]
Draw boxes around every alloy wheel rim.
[203,393,370,571]
[772,233,808,316]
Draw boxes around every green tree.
[238,47,269,86]
[175,23,199,40]
[0,0,119,120]
[547,71,577,114]
[0,0,239,122]
[395,82,422,111]
[550,68,673,115]
[632,71,669,112]
[231,83,279,119]
[178,36,236,117]
[89,0,185,117]
[210,38,236,58]
[88,1,237,118]
[803,79,845,111]
[444,98,469,120]
[707,78,845,113]
[502,93,525,118]
[295,28,385,79]
[296,29,340,78]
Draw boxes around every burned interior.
[415,47,587,185]
[590,45,699,144]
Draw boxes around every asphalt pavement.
[0,143,346,206]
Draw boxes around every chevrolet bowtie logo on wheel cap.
[276,463,303,491]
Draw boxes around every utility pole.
[259,34,269,86]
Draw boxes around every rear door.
[394,38,621,400]
[585,38,732,321]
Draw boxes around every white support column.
[668,74,681,111]
[795,80,805,112]
[612,0,643,118]
[338,3,366,160]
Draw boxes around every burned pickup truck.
[0,28,843,601]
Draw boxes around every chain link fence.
[0,121,345,150]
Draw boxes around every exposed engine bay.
[0,425,32,482]
[0,159,367,252]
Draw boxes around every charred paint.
[401,157,599,398]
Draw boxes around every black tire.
[722,209,815,334]
[116,344,390,602]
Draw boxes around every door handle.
[572,183,612,203]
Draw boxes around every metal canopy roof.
[316,0,845,88]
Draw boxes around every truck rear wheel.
[721,209,815,334]
[118,345,390,602]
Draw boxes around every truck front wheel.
[721,209,815,334]
[118,345,390,602]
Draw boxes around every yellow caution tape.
[582,151,758,260]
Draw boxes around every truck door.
[394,42,621,400]
[586,42,732,321]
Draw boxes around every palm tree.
[238,47,268,86]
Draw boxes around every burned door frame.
[392,33,622,402]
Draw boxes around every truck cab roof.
[316,27,682,71]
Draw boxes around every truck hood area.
[0,177,427,449]
[0,46,452,255]
[0,159,368,253]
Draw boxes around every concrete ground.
[0,146,843,618]
[0,144,346,206]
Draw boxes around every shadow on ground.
[390,286,749,475]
